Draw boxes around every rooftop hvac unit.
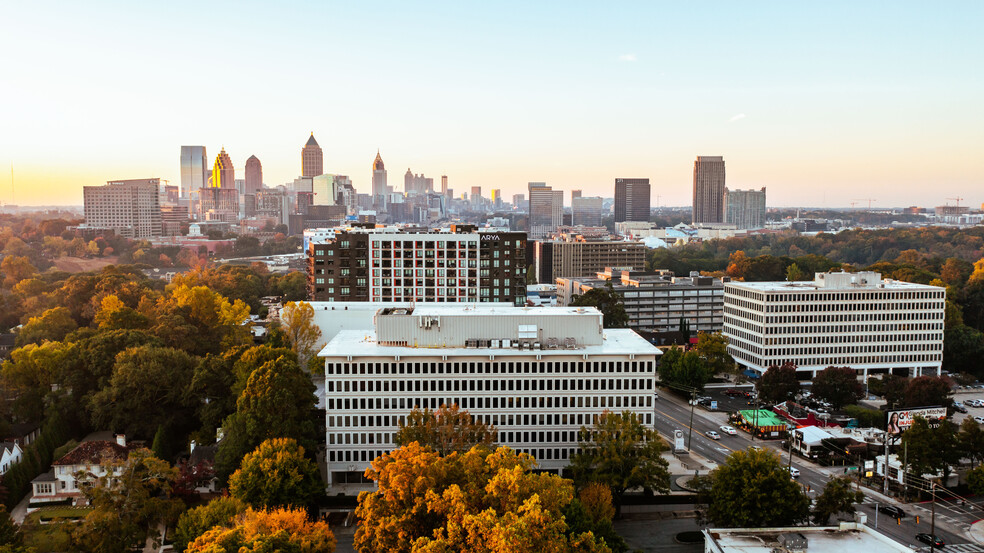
[565,337,577,349]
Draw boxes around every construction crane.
[853,198,877,210]
[947,197,964,206]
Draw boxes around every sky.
[1,1,982,208]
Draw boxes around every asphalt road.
[652,389,974,551]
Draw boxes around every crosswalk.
[917,544,984,553]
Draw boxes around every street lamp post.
[931,481,937,553]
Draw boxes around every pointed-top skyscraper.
[302,133,323,177]
[211,148,235,189]
[372,150,387,207]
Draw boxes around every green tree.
[704,448,809,527]
[958,418,984,467]
[173,496,247,553]
[570,410,670,516]
[812,476,864,524]
[968,465,984,496]
[15,306,77,347]
[228,438,321,510]
[658,348,713,391]
[355,443,609,553]
[1,340,78,422]
[811,366,864,409]
[901,417,960,484]
[0,506,22,547]
[756,363,800,404]
[73,449,184,553]
[395,404,496,456]
[185,507,336,553]
[785,262,806,282]
[944,325,984,375]
[87,346,200,441]
[571,280,629,328]
[903,376,952,408]
[692,332,734,375]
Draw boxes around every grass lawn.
[28,506,92,522]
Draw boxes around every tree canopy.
[570,281,629,328]
[811,366,864,409]
[756,363,800,404]
[812,476,864,524]
[185,507,336,553]
[703,448,810,527]
[395,404,497,456]
[228,438,322,510]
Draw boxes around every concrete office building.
[244,155,263,195]
[692,156,726,224]
[319,305,660,490]
[371,151,387,207]
[512,194,525,210]
[614,178,650,223]
[302,134,323,178]
[572,196,604,227]
[528,182,563,239]
[312,174,347,206]
[83,179,162,239]
[557,268,726,334]
[533,235,647,283]
[210,149,235,189]
[723,271,945,379]
[180,146,208,199]
[724,187,766,229]
[307,224,527,305]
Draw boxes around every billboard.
[886,406,947,439]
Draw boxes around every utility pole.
[931,482,937,553]
[687,388,696,452]
[903,442,908,500]
[882,404,893,495]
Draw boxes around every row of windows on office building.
[328,446,580,464]
[326,393,654,413]
[760,301,944,313]
[324,360,656,376]
[328,410,642,431]
[328,377,655,394]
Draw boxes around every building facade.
[692,156,726,224]
[528,182,563,239]
[319,305,660,490]
[302,134,324,178]
[572,196,604,227]
[307,224,527,305]
[557,268,726,334]
[371,151,387,207]
[723,187,766,229]
[614,178,650,223]
[83,179,162,239]
[244,155,263,195]
[180,146,207,199]
[533,235,647,283]
[723,271,945,379]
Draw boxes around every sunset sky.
[1,1,982,208]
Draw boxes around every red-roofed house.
[29,434,133,510]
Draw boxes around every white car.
[788,467,801,478]
[974,416,984,424]
[705,430,721,440]
[720,425,738,435]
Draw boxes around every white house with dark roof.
[29,434,132,510]
[0,441,23,475]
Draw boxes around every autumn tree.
[279,300,322,364]
[92,294,149,330]
[570,280,629,328]
[355,443,611,553]
[570,410,670,516]
[811,366,864,409]
[153,284,251,355]
[812,476,864,524]
[1,340,78,422]
[704,448,809,527]
[0,256,37,288]
[173,496,246,553]
[185,507,336,553]
[229,438,322,510]
[73,449,184,553]
[395,404,496,456]
[756,362,800,404]
[15,306,77,346]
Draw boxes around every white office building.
[723,271,945,379]
[319,305,660,491]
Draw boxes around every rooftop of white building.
[318,327,658,358]
[725,271,943,292]
[704,523,912,553]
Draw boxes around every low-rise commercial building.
[533,235,647,283]
[723,271,945,379]
[319,305,660,492]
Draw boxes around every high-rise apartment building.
[244,155,263,195]
[302,133,323,178]
[723,271,945,379]
[692,156,726,224]
[512,194,525,210]
[83,179,162,239]
[533,235,647,283]
[571,196,604,227]
[724,187,767,229]
[557,268,726,334]
[614,178,650,223]
[528,182,563,239]
[372,151,387,206]
[319,305,659,489]
[307,224,527,304]
[179,146,207,199]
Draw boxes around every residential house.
[29,434,132,510]
[1,441,23,475]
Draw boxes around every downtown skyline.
[1,1,982,208]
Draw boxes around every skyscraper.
[371,151,387,206]
[724,187,767,229]
[211,148,235,189]
[572,196,604,227]
[614,178,650,223]
[441,175,448,197]
[692,156,726,224]
[302,133,323,178]
[528,182,563,240]
[179,146,207,198]
[244,155,263,195]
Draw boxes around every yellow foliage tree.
[970,258,984,285]
[93,294,127,328]
[185,507,336,553]
[280,301,322,363]
[355,443,611,553]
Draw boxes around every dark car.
[880,505,906,519]
[916,533,945,547]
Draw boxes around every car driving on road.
[719,425,737,435]
[705,430,721,440]
[915,533,945,547]
[880,505,906,519]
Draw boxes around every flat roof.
[378,305,603,318]
[738,410,787,427]
[705,525,911,553]
[318,328,659,358]
[725,280,939,292]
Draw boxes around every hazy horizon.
[2,1,982,208]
